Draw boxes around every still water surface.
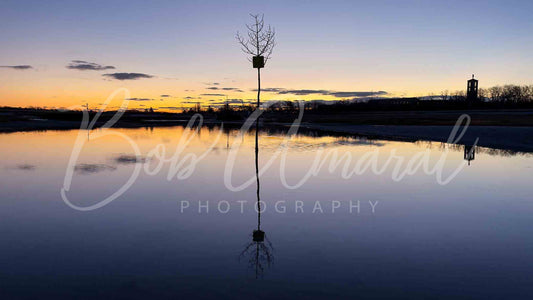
[0,126,532,299]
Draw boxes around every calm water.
[1,126,532,299]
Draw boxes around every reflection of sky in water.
[0,126,532,298]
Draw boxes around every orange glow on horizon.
[0,66,512,112]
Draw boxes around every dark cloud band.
[67,60,115,71]
[0,65,33,70]
[200,93,226,96]
[126,98,154,101]
[254,88,387,98]
[103,73,153,80]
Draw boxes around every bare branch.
[236,13,276,65]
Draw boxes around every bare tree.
[440,90,449,101]
[489,86,502,102]
[236,15,275,221]
[236,14,276,107]
[478,88,488,101]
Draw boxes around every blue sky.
[1,0,532,108]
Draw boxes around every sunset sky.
[1,0,532,111]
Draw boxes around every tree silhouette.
[236,14,276,108]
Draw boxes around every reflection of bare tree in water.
[239,120,274,278]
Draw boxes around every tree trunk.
[257,68,261,107]
[255,67,261,225]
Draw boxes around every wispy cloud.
[126,98,154,101]
[67,60,115,71]
[16,164,36,170]
[103,73,153,80]
[328,91,387,97]
[159,106,182,110]
[113,154,146,165]
[254,88,387,98]
[160,94,171,97]
[0,65,33,70]
[207,87,244,92]
[74,164,116,175]
[258,88,284,93]
[200,93,226,96]
[209,99,253,105]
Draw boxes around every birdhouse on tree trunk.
[253,229,265,242]
[253,56,264,69]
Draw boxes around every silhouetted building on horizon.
[467,74,478,102]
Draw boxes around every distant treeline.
[478,84,533,103]
[2,85,532,120]
[179,84,533,115]
[434,84,533,103]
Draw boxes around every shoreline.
[299,123,533,153]
[1,119,532,153]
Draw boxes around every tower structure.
[467,74,478,102]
